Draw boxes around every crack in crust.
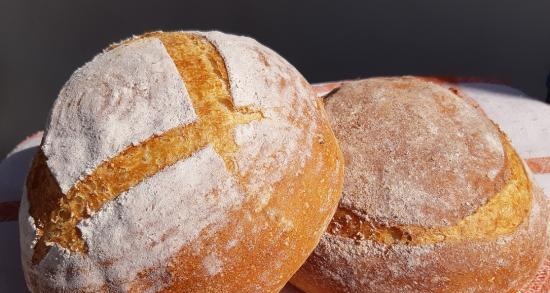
[327,137,532,245]
[26,32,263,264]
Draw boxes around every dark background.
[1,0,550,157]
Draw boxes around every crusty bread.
[19,31,344,293]
[292,77,549,293]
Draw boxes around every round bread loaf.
[292,77,549,293]
[19,31,344,293]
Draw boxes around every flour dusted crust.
[42,38,197,193]
[23,147,243,291]
[328,77,505,228]
[295,188,547,293]
[20,31,344,293]
[199,31,317,196]
[456,83,550,198]
[292,77,549,293]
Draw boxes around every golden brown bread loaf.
[19,31,344,292]
[291,77,549,293]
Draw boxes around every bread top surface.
[21,31,343,292]
[324,77,510,229]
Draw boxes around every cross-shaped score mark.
[27,32,263,264]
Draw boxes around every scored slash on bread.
[26,33,264,264]
[15,31,345,293]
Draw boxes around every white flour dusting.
[325,77,505,227]
[21,146,244,291]
[21,30,324,292]
[42,38,197,193]
[200,31,318,201]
